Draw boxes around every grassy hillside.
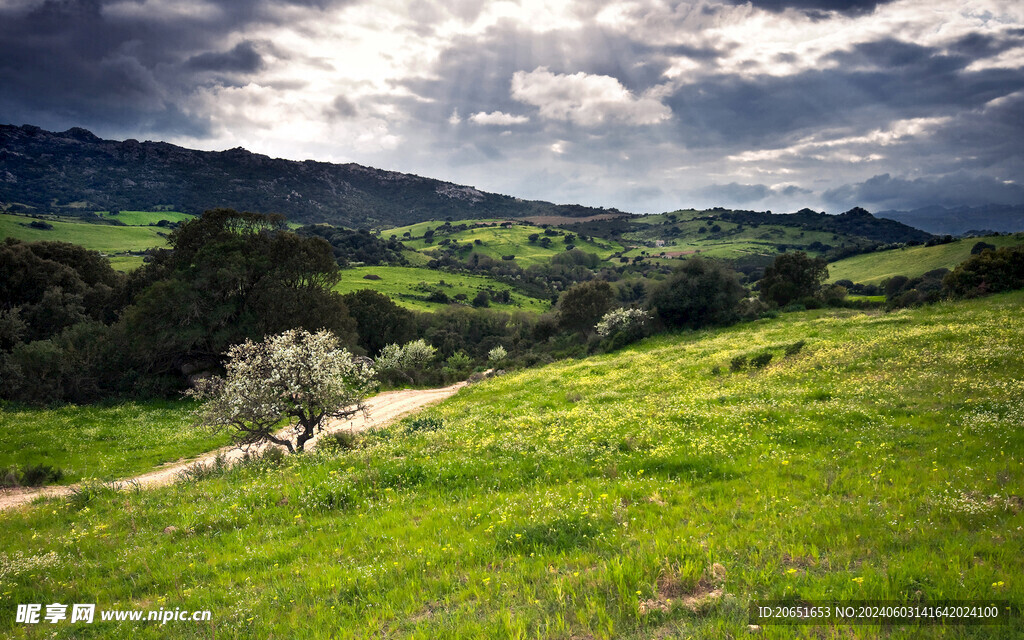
[389,220,623,268]
[828,234,1024,284]
[0,401,231,485]
[619,217,843,261]
[1,292,1021,638]
[0,213,169,254]
[97,210,194,225]
[334,266,550,313]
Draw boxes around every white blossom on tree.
[595,307,652,339]
[487,345,507,364]
[373,339,436,383]
[189,329,377,453]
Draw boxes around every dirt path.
[0,381,466,512]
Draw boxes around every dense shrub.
[1,463,64,488]
[943,245,1024,298]
[647,258,745,330]
[730,355,747,372]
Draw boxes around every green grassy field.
[96,211,194,226]
[0,401,231,485]
[385,220,624,267]
[620,219,841,260]
[1,292,1021,638]
[0,213,169,254]
[334,266,551,313]
[106,255,148,272]
[828,234,1024,285]
[384,219,511,238]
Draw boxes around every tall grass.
[0,292,1021,638]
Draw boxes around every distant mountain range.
[0,125,622,228]
[876,205,1024,235]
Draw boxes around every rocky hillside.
[0,125,622,228]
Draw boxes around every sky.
[1,0,1023,214]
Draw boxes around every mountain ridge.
[876,204,1024,235]
[0,124,625,228]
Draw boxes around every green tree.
[557,280,615,333]
[123,209,356,383]
[943,245,1024,297]
[759,251,828,307]
[647,258,745,329]
[341,289,417,357]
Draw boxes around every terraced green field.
[827,234,1024,284]
[333,266,551,313]
[2,292,1020,638]
[0,213,169,254]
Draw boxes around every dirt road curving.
[0,381,466,512]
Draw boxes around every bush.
[487,345,508,364]
[375,339,437,385]
[730,355,747,372]
[318,431,360,452]
[750,352,773,369]
[405,416,444,433]
[943,245,1024,298]
[594,307,651,348]
[0,463,64,488]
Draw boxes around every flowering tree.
[595,308,651,341]
[190,329,376,453]
[374,339,436,384]
[487,345,507,365]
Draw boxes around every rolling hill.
[828,232,1024,284]
[1,291,1020,637]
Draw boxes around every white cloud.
[469,110,530,125]
[727,117,953,164]
[510,66,671,126]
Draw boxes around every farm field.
[0,213,169,254]
[828,233,1024,284]
[333,266,551,313]
[1,291,1021,638]
[0,401,231,485]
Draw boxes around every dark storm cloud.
[823,173,1024,210]
[727,0,897,16]
[0,0,351,136]
[693,182,773,203]
[691,182,812,204]
[185,41,266,73]
[665,38,1024,151]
